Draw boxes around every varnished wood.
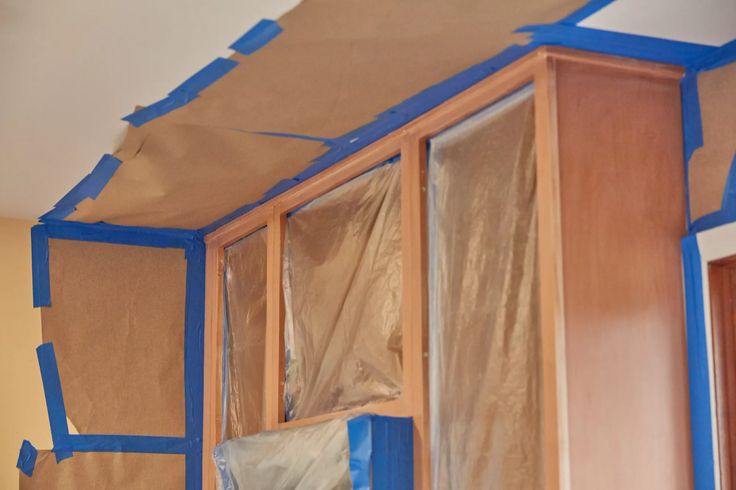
[556,59,691,489]
[265,208,285,428]
[709,257,736,490]
[400,133,430,490]
[534,54,568,490]
[202,243,224,490]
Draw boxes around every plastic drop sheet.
[283,162,403,420]
[213,417,353,490]
[223,228,268,439]
[428,86,542,489]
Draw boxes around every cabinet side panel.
[556,60,692,489]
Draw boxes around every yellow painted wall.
[0,217,51,489]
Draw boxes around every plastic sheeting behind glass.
[428,86,542,489]
[283,162,403,420]
[213,417,353,490]
[223,228,268,439]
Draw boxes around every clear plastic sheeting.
[283,162,403,420]
[428,86,542,489]
[223,228,268,439]
[213,417,353,490]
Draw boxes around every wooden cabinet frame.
[201,47,682,490]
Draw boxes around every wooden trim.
[277,399,408,430]
[533,54,569,490]
[202,243,224,490]
[265,207,286,428]
[542,46,683,80]
[400,133,430,490]
[709,258,736,489]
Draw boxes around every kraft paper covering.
[213,417,352,490]
[283,162,402,420]
[19,450,185,490]
[41,238,187,436]
[428,87,542,489]
[223,227,268,439]
[65,0,584,229]
[688,63,736,221]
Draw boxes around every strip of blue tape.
[347,415,372,490]
[123,57,238,128]
[16,440,38,477]
[681,236,716,490]
[31,225,50,307]
[32,220,204,490]
[36,343,73,462]
[40,154,122,222]
[556,0,617,25]
[230,19,283,55]
[370,415,413,490]
[346,415,414,490]
[520,24,718,67]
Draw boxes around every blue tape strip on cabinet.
[31,225,50,307]
[16,440,38,477]
[123,57,238,127]
[370,416,414,490]
[36,343,73,462]
[230,19,283,55]
[347,415,372,490]
[39,154,122,222]
[681,236,716,490]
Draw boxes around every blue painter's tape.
[230,19,283,55]
[681,236,716,490]
[31,225,50,307]
[123,57,238,127]
[40,220,200,251]
[170,58,239,98]
[347,415,372,490]
[16,440,38,477]
[693,39,736,71]
[122,92,191,128]
[557,0,617,25]
[681,71,704,165]
[519,24,718,68]
[36,343,73,462]
[183,238,206,490]
[39,154,122,222]
[54,434,194,454]
[370,415,413,490]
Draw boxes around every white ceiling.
[0,0,734,220]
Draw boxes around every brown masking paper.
[66,0,584,229]
[41,239,187,436]
[283,162,402,420]
[428,87,542,489]
[223,228,268,439]
[19,451,185,490]
[688,62,736,221]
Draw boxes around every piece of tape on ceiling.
[230,19,283,55]
[123,57,238,127]
[39,154,122,222]
[16,440,38,477]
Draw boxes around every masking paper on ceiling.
[688,62,736,221]
[41,238,187,436]
[64,0,584,230]
[213,417,353,490]
[19,451,185,489]
[283,162,402,420]
[223,227,268,439]
[428,87,542,489]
